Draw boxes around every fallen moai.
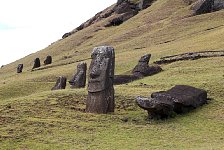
[69,62,87,88]
[154,50,224,64]
[136,85,208,119]
[86,46,115,114]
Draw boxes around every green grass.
[0,0,224,149]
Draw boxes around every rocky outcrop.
[62,0,154,39]
[214,0,224,11]
[132,54,162,78]
[191,0,214,15]
[191,0,224,15]
[136,85,208,119]
[139,0,154,10]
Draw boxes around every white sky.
[0,0,117,66]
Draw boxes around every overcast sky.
[0,0,117,66]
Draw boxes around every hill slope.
[0,0,224,149]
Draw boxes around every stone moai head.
[69,62,87,88]
[44,55,52,65]
[33,58,41,69]
[77,62,87,73]
[88,46,115,93]
[139,54,151,64]
[51,76,67,90]
[17,64,23,73]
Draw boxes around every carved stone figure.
[32,58,41,69]
[44,55,52,65]
[139,0,154,10]
[17,64,23,73]
[69,62,87,88]
[86,46,115,114]
[132,54,162,78]
[191,0,214,15]
[136,85,208,119]
[51,76,67,90]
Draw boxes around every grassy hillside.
[0,0,224,149]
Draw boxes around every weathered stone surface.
[117,0,127,5]
[86,46,115,114]
[132,54,162,78]
[139,0,154,10]
[114,75,139,85]
[214,0,224,11]
[17,64,23,73]
[191,0,214,15]
[69,62,87,88]
[136,85,208,119]
[32,58,41,69]
[105,17,124,27]
[51,76,67,90]
[44,55,52,65]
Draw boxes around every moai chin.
[69,62,87,88]
[17,64,23,73]
[86,46,115,114]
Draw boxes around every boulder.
[51,76,67,90]
[62,32,72,39]
[136,85,208,119]
[132,54,162,78]
[69,62,87,88]
[191,0,214,15]
[214,0,224,11]
[17,64,23,73]
[44,55,52,65]
[138,0,154,10]
[32,58,41,69]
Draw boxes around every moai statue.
[69,62,87,88]
[44,55,52,65]
[86,46,115,114]
[132,54,162,78]
[17,64,23,73]
[51,76,67,90]
[32,58,41,69]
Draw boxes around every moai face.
[17,64,23,73]
[77,62,87,74]
[139,54,151,64]
[91,46,115,78]
[88,46,115,93]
